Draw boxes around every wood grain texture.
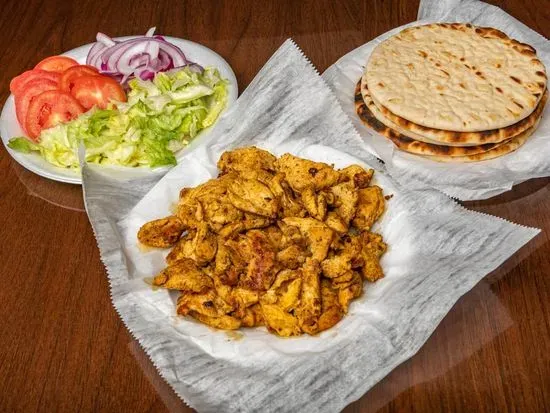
[0,0,548,412]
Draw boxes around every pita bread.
[361,78,547,146]
[419,122,537,162]
[354,81,513,157]
[365,23,547,131]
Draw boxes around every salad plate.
[0,36,238,184]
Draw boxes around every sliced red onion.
[86,41,107,65]
[144,40,160,61]
[135,67,156,80]
[129,53,150,69]
[185,63,204,73]
[86,28,192,85]
[96,32,116,47]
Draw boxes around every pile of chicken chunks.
[137,147,387,336]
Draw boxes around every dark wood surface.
[1,0,549,412]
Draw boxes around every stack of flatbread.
[355,23,548,162]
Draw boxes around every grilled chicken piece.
[166,222,217,266]
[268,173,306,218]
[228,177,279,218]
[152,259,213,293]
[262,269,302,312]
[301,188,327,220]
[360,232,387,282]
[261,303,301,337]
[283,217,334,261]
[276,244,307,269]
[217,146,277,175]
[138,216,184,248]
[240,303,265,327]
[218,213,273,238]
[295,259,322,335]
[225,230,279,291]
[353,186,385,232]
[318,279,344,332]
[338,164,374,188]
[178,174,244,232]
[329,182,359,226]
[231,288,260,318]
[337,272,363,313]
[177,289,232,317]
[321,235,363,278]
[189,312,241,330]
[275,153,340,192]
[324,211,348,234]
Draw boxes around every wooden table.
[1,0,549,411]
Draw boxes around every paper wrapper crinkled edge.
[83,37,540,413]
[322,0,550,200]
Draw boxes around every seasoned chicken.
[261,303,301,337]
[166,222,217,266]
[321,235,363,278]
[283,217,334,261]
[225,230,279,291]
[276,244,307,269]
[200,197,244,232]
[228,177,279,218]
[353,186,385,232]
[277,277,302,312]
[262,269,302,312]
[325,211,348,234]
[337,272,363,313]
[331,270,355,287]
[295,259,322,335]
[217,146,276,175]
[140,147,388,336]
[263,225,283,248]
[330,182,359,225]
[190,311,241,330]
[275,153,340,192]
[218,213,273,238]
[268,173,306,218]
[177,289,232,318]
[178,174,244,232]
[360,232,387,282]
[153,259,213,293]
[277,221,306,249]
[301,188,327,220]
[318,279,344,332]
[138,216,184,247]
[231,288,260,318]
[176,199,203,230]
[240,304,265,327]
[338,164,374,188]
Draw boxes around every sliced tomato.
[59,65,100,92]
[14,79,59,132]
[34,56,79,73]
[71,75,126,110]
[25,91,84,140]
[10,69,60,95]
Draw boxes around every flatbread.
[419,122,537,162]
[360,77,547,146]
[365,23,547,132]
[354,81,512,157]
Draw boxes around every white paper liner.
[83,38,539,412]
[322,0,550,201]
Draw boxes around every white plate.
[0,36,238,184]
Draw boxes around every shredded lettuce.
[8,66,228,169]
